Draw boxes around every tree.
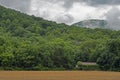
[0,53,14,67]
[97,39,120,71]
[97,52,114,70]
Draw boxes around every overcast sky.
[0,0,120,29]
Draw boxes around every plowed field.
[0,71,120,80]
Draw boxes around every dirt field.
[0,71,120,80]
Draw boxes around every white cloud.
[29,1,110,24]
[104,6,120,29]
[29,0,66,22]
[68,3,97,24]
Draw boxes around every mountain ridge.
[72,19,108,29]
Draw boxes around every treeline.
[0,5,120,71]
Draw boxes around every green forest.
[0,5,120,71]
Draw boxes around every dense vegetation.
[0,5,120,71]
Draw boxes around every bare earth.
[0,71,120,80]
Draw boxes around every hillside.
[0,5,120,71]
[73,19,108,29]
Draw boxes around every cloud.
[56,14,74,24]
[0,0,31,13]
[104,7,120,30]
[31,0,79,9]
[38,0,120,9]
[29,1,105,24]
[35,0,120,9]
[69,0,120,7]
[30,0,69,23]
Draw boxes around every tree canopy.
[0,5,120,71]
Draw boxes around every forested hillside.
[0,5,120,71]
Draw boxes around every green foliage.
[0,5,120,71]
[0,53,14,67]
[97,39,120,71]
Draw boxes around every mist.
[105,7,120,30]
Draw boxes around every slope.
[0,5,120,71]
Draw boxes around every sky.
[0,0,120,29]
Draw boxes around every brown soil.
[0,71,120,80]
